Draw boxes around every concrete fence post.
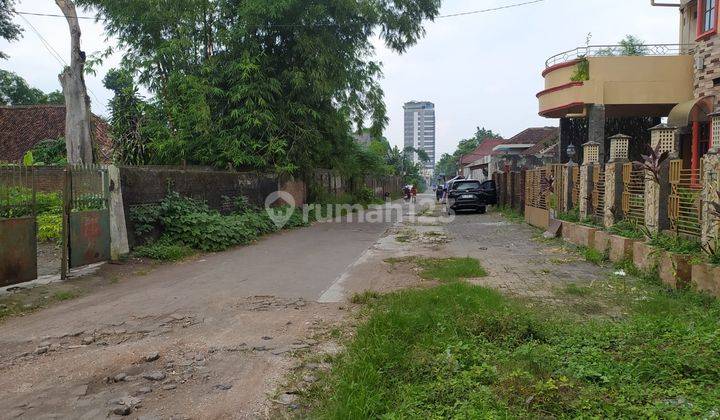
[604,134,631,227]
[105,164,130,260]
[579,164,593,220]
[701,151,720,247]
[579,141,600,220]
[645,125,679,234]
[562,163,574,213]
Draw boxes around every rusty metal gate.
[63,165,110,276]
[0,166,37,286]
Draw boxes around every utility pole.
[56,0,94,164]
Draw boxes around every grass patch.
[416,257,487,282]
[497,206,524,223]
[134,239,195,261]
[564,283,593,296]
[350,290,381,304]
[578,246,607,265]
[53,290,78,301]
[311,279,720,418]
[607,219,645,240]
[648,232,703,255]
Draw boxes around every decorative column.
[701,111,720,247]
[579,141,600,219]
[604,134,631,227]
[562,163,575,213]
[645,124,679,234]
[588,105,607,162]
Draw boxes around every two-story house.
[538,0,720,171]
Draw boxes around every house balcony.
[538,44,695,119]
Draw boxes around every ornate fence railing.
[622,163,646,225]
[545,43,694,68]
[592,164,605,221]
[525,168,548,210]
[668,160,703,238]
[571,166,580,209]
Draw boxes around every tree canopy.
[435,126,501,177]
[0,70,65,106]
[80,0,441,175]
[0,0,22,60]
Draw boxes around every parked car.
[446,179,498,214]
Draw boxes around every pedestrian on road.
[411,185,417,203]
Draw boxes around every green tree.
[0,70,65,105]
[619,34,646,56]
[435,126,501,177]
[103,68,149,165]
[0,0,22,59]
[78,0,441,174]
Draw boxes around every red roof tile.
[503,127,558,148]
[459,137,506,165]
[0,105,113,163]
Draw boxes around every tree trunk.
[56,0,94,164]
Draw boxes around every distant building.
[459,127,559,179]
[403,101,435,171]
[0,105,113,163]
[353,129,374,147]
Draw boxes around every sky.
[1,0,680,157]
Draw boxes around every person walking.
[410,185,417,204]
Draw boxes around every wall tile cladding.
[694,35,720,105]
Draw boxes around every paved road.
[0,213,392,419]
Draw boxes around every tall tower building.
[403,101,436,172]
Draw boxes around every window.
[698,0,718,39]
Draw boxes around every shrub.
[607,219,645,240]
[37,214,62,242]
[556,207,580,223]
[648,232,702,255]
[134,238,195,261]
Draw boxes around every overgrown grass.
[607,219,645,240]
[311,269,720,418]
[578,245,607,265]
[497,206,524,223]
[648,232,703,255]
[53,290,78,301]
[134,239,196,261]
[350,290,381,304]
[415,257,487,282]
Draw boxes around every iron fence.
[668,160,703,238]
[622,163,646,225]
[545,43,694,68]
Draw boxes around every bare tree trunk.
[56,0,94,164]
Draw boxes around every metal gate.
[64,165,110,276]
[592,164,605,222]
[668,159,702,238]
[622,163,646,225]
[0,166,37,286]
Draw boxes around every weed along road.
[0,209,393,419]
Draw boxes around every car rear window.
[453,181,481,191]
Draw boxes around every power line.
[14,0,545,25]
[16,13,102,103]
[437,0,545,18]
[17,14,66,67]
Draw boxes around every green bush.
[648,232,702,255]
[134,238,195,261]
[607,219,645,240]
[556,207,580,223]
[0,187,62,218]
[37,214,62,242]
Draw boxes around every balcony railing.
[545,44,695,68]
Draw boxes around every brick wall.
[694,35,720,106]
[0,166,64,192]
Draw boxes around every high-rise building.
[403,101,435,171]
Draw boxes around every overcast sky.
[1,0,679,156]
